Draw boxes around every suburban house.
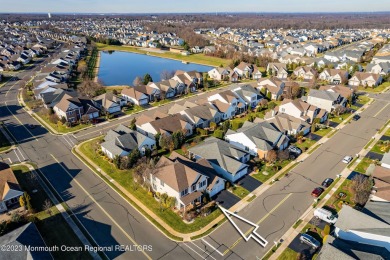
[0,163,24,213]
[148,80,184,99]
[232,84,264,109]
[53,94,99,122]
[188,137,251,183]
[371,165,390,202]
[207,90,247,119]
[319,85,354,100]
[318,69,349,84]
[0,223,53,259]
[225,121,289,159]
[272,98,328,123]
[366,62,390,75]
[305,89,347,112]
[150,154,212,209]
[100,124,156,159]
[208,67,231,81]
[262,114,311,136]
[93,92,126,115]
[382,152,390,169]
[233,62,255,79]
[134,84,161,102]
[229,70,240,82]
[293,66,318,80]
[121,87,150,106]
[137,113,193,139]
[348,72,382,87]
[334,205,390,252]
[168,102,222,129]
[266,63,288,79]
[257,77,285,100]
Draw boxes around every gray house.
[188,137,251,183]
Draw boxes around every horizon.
[1,0,389,13]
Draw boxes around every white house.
[318,69,349,85]
[207,90,247,119]
[257,77,285,100]
[348,72,382,87]
[121,87,149,106]
[232,84,264,109]
[0,164,24,213]
[306,89,346,112]
[208,67,231,81]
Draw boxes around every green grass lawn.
[11,165,91,260]
[0,129,11,152]
[295,137,317,152]
[329,113,352,124]
[150,99,171,107]
[79,139,222,234]
[123,105,144,115]
[385,127,390,137]
[278,248,298,260]
[356,95,371,105]
[252,160,291,183]
[230,185,250,199]
[96,43,231,67]
[314,127,332,137]
[370,140,390,154]
[355,157,376,174]
[325,179,354,212]
[35,111,90,134]
[358,82,390,93]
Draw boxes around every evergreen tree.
[143,73,153,85]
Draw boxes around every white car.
[342,156,353,164]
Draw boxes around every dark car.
[352,114,361,121]
[322,178,334,188]
[311,187,324,197]
[27,124,36,129]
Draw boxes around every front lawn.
[329,113,352,124]
[12,165,91,260]
[230,185,250,199]
[370,140,390,154]
[122,105,144,115]
[79,139,222,234]
[295,137,317,152]
[325,179,355,212]
[358,82,390,93]
[314,127,332,137]
[0,130,11,152]
[355,157,376,174]
[252,159,291,183]
[356,95,371,105]
[278,248,298,260]
[35,110,91,134]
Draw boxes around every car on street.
[300,233,321,249]
[288,145,302,155]
[322,178,334,188]
[342,156,353,164]
[27,124,36,129]
[352,114,361,121]
[311,187,324,197]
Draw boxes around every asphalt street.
[1,54,389,259]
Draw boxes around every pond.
[98,51,213,86]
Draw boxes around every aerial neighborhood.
[0,12,390,260]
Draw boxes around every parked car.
[342,156,353,164]
[300,233,321,249]
[27,124,36,129]
[322,178,334,188]
[314,208,338,224]
[352,114,361,121]
[311,187,324,197]
[288,145,302,155]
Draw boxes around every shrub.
[213,129,225,139]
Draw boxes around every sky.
[1,0,389,13]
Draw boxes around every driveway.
[328,121,340,128]
[308,133,322,142]
[237,175,262,192]
[213,190,240,209]
[288,235,318,256]
[380,135,390,141]
[366,151,384,161]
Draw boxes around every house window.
[192,184,196,191]
[160,180,164,187]
[181,188,188,196]
[216,180,219,184]
[281,108,285,112]
[245,146,249,151]
[153,176,156,181]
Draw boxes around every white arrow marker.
[219,206,268,247]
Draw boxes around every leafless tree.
[133,76,144,87]
[43,199,53,216]
[350,174,372,205]
[266,150,278,163]
[78,80,105,97]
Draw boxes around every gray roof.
[0,223,53,260]
[366,62,390,72]
[336,205,390,236]
[188,137,249,175]
[309,89,340,101]
[232,121,284,150]
[183,103,220,122]
[233,85,262,103]
[363,201,390,225]
[318,235,388,260]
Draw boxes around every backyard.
[11,165,91,260]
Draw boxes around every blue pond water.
[98,51,213,86]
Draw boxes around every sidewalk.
[15,163,101,260]
[269,108,389,260]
